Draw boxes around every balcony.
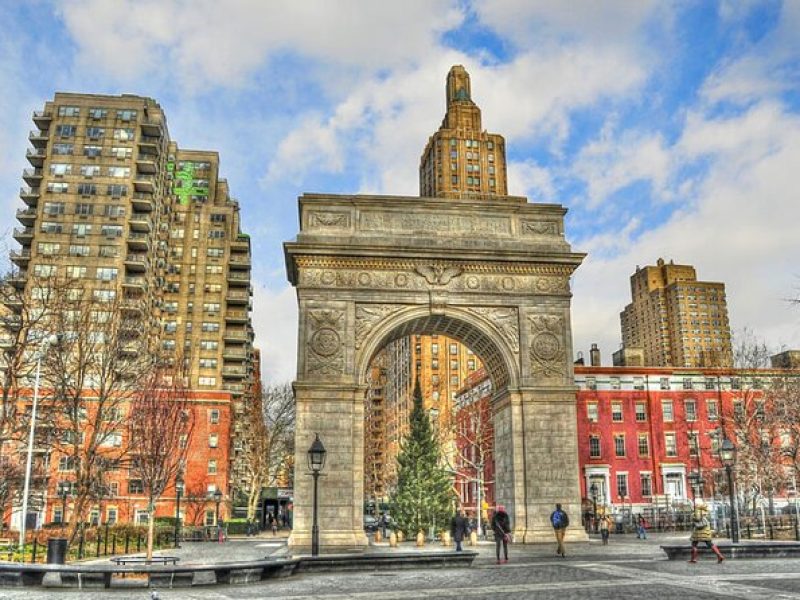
[137,136,161,155]
[28,130,49,148]
[223,382,245,394]
[9,271,27,289]
[10,249,31,266]
[126,232,150,250]
[133,174,156,193]
[135,156,157,174]
[228,254,251,270]
[121,299,144,313]
[226,290,250,305]
[222,367,247,379]
[131,192,153,212]
[224,330,249,343]
[223,348,248,360]
[227,271,250,287]
[26,148,46,167]
[22,168,43,185]
[32,110,52,128]
[16,208,37,226]
[230,239,249,253]
[124,253,148,272]
[140,119,163,137]
[128,214,152,232]
[13,227,34,243]
[122,276,147,291]
[225,309,248,323]
[20,186,40,206]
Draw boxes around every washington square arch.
[283,66,587,551]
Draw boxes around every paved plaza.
[4,533,800,599]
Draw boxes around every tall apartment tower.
[419,65,508,199]
[12,93,254,494]
[620,258,732,367]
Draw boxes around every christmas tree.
[390,378,455,536]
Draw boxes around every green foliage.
[390,379,455,535]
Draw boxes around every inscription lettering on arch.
[360,211,512,236]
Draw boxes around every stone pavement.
[6,532,800,599]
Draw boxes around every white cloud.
[251,283,298,384]
[58,0,463,89]
[507,159,555,201]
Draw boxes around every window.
[113,128,135,141]
[53,143,73,155]
[207,248,224,258]
[586,403,598,423]
[107,166,130,178]
[33,264,57,277]
[83,145,102,157]
[105,205,125,217]
[40,221,63,234]
[633,377,644,390]
[705,378,716,391]
[203,303,220,313]
[86,126,105,139]
[77,183,97,195]
[589,435,601,458]
[116,109,137,121]
[209,409,221,424]
[206,265,223,274]
[586,377,597,390]
[56,124,76,137]
[209,434,219,448]
[616,473,628,498]
[88,108,107,119]
[706,399,718,421]
[75,203,93,216]
[53,507,64,524]
[101,224,123,237]
[69,244,90,257]
[208,230,225,239]
[210,213,226,223]
[93,289,116,303]
[205,510,216,526]
[164,321,178,333]
[450,344,458,355]
[128,480,144,494]
[611,402,623,422]
[733,401,744,419]
[107,508,118,523]
[101,432,122,447]
[201,322,220,332]
[199,358,217,369]
[660,377,671,390]
[199,376,217,387]
[635,402,647,422]
[610,377,621,390]
[200,340,218,351]
[107,184,127,197]
[50,163,72,176]
[96,267,118,281]
[640,473,652,497]
[614,435,626,457]
[80,165,101,177]
[638,434,650,456]
[110,146,132,159]
[58,105,80,117]
[179,434,188,449]
[688,431,700,457]
[685,399,697,422]
[208,459,217,474]
[66,265,87,279]
[58,456,76,471]
[665,433,677,457]
[662,400,674,422]
[47,182,69,193]
[43,201,66,215]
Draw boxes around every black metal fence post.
[78,526,85,559]
[104,524,109,555]
[124,533,129,554]
[112,534,117,555]
[31,537,38,563]
[137,533,141,552]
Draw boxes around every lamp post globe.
[307,433,326,556]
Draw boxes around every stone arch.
[355,305,520,393]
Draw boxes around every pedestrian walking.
[269,512,278,536]
[380,512,389,539]
[550,503,570,557]
[689,501,725,564]
[491,505,511,564]
[637,515,648,540]
[450,508,470,552]
[599,514,611,545]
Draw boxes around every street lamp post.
[174,474,184,549]
[19,333,59,556]
[720,438,739,544]
[58,484,69,526]
[213,489,222,525]
[688,471,704,509]
[590,483,598,533]
[307,433,327,557]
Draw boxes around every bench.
[0,538,13,561]
[110,556,179,566]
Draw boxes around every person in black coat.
[450,508,470,552]
[491,505,511,564]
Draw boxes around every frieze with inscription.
[360,211,512,236]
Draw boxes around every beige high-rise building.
[419,65,508,199]
[620,258,732,367]
[11,92,255,495]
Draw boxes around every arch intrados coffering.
[357,307,518,392]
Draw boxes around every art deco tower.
[419,65,508,199]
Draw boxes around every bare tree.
[44,291,152,543]
[239,383,295,520]
[183,484,210,527]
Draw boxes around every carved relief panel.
[527,314,567,380]
[305,308,346,376]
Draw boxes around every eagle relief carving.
[414,264,463,286]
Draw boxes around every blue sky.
[1,1,799,381]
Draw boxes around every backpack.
[551,510,564,528]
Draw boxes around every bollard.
[416,531,425,547]
[389,531,397,548]
[397,530,405,543]
[469,530,477,546]
[441,530,451,547]
[374,529,382,543]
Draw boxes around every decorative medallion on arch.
[284,192,586,552]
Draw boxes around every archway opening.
[359,312,513,537]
